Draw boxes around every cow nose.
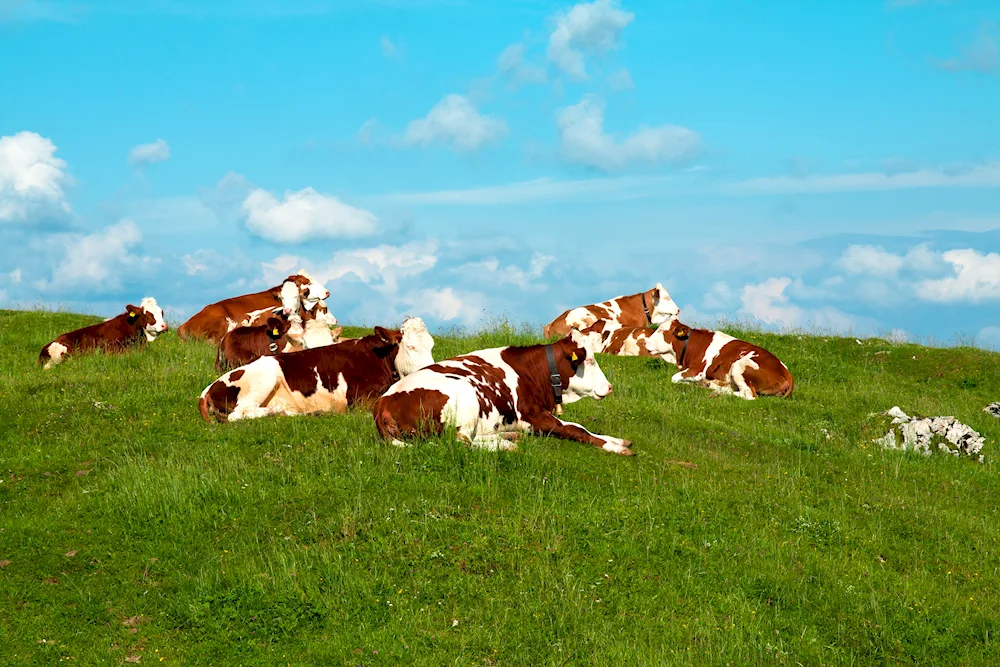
[606,384,613,393]
[323,290,330,299]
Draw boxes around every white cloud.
[728,162,1000,195]
[9,268,22,283]
[739,277,856,331]
[608,67,634,90]
[264,240,438,296]
[547,0,634,80]
[380,35,396,58]
[358,117,382,145]
[838,245,905,276]
[498,43,547,84]
[242,187,378,244]
[938,24,998,75]
[0,131,71,223]
[40,220,155,293]
[918,249,1000,302]
[403,287,485,325]
[129,139,171,166]
[556,97,700,171]
[402,94,507,152]
[702,281,736,310]
[454,252,554,289]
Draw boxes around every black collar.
[677,338,689,367]
[641,292,652,326]
[545,344,563,406]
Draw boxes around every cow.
[215,316,293,372]
[199,318,435,422]
[373,330,634,456]
[576,321,655,357]
[178,270,330,343]
[39,297,169,369]
[644,320,794,400]
[542,283,680,339]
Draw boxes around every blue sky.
[2,0,999,345]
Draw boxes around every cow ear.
[374,326,401,344]
[331,326,343,337]
[126,305,140,322]
[674,325,690,340]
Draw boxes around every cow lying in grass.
[199,318,434,422]
[644,321,794,400]
[373,330,634,455]
[576,321,655,357]
[38,298,168,369]
[216,313,345,371]
[542,283,680,339]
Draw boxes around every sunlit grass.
[2,309,1000,665]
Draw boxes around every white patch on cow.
[562,306,600,332]
[296,269,330,309]
[278,280,301,317]
[301,320,338,349]
[43,342,69,369]
[241,305,281,327]
[702,331,736,370]
[140,296,168,340]
[225,317,239,333]
[726,351,759,400]
[618,331,645,356]
[395,317,435,376]
[650,282,680,326]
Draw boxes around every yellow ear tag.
[571,352,578,361]
[129,311,136,317]
[272,328,280,336]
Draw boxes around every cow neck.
[641,292,652,326]
[544,344,563,406]
[677,337,690,368]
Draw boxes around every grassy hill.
[2,308,1000,665]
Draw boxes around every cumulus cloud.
[938,24,998,75]
[403,287,486,325]
[739,277,856,331]
[380,35,397,58]
[263,240,438,296]
[242,187,378,244]
[607,67,634,90]
[453,252,555,289]
[403,94,507,152]
[547,0,634,80]
[556,97,700,170]
[129,139,171,166]
[838,245,906,276]
[358,117,383,145]
[39,220,156,293]
[498,43,547,85]
[0,131,71,224]
[918,249,1000,302]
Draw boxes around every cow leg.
[524,412,633,456]
[456,426,518,452]
[729,354,760,400]
[671,368,702,384]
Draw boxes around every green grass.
[2,308,1000,665]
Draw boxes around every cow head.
[395,317,435,376]
[264,316,291,341]
[138,297,167,340]
[125,304,156,336]
[644,320,691,363]
[276,280,303,317]
[561,329,613,404]
[291,269,330,311]
[314,300,338,328]
[648,283,681,326]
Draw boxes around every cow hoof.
[619,447,635,457]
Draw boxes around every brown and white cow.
[576,321,655,357]
[39,297,169,369]
[644,320,794,400]
[373,330,634,455]
[178,270,330,343]
[199,318,434,422]
[215,316,293,372]
[543,283,680,339]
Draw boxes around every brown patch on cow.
[229,369,245,382]
[374,389,450,439]
[603,326,656,357]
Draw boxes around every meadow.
[2,308,1000,665]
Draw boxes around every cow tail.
[199,393,215,423]
[374,401,400,441]
[215,341,227,373]
[779,375,794,398]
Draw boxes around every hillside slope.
[2,309,1000,665]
